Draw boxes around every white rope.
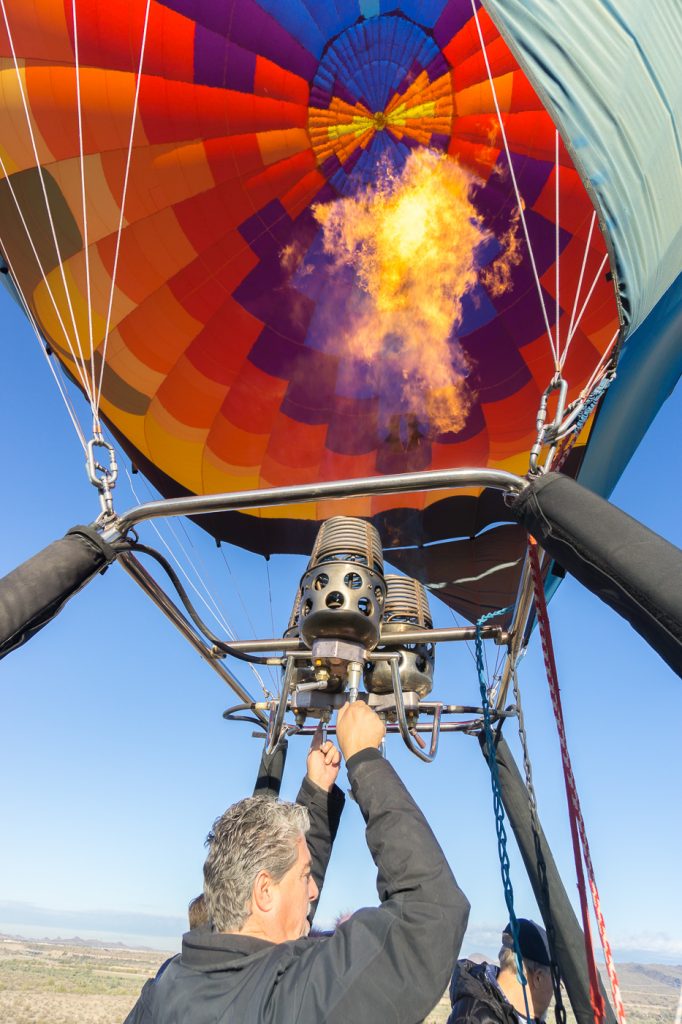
[566,253,609,347]
[579,327,619,400]
[48,350,90,449]
[124,468,273,697]
[71,0,96,410]
[448,606,478,667]
[565,210,596,353]
[172,519,278,696]
[0,237,87,449]
[554,129,560,367]
[0,154,96,404]
[470,0,557,364]
[217,545,279,694]
[0,0,95,411]
[470,24,612,384]
[125,468,234,637]
[95,0,152,414]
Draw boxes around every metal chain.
[511,660,568,1024]
[476,607,532,1024]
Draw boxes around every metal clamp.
[529,376,568,475]
[265,655,296,755]
[389,654,441,763]
[86,433,119,517]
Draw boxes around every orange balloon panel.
[0,0,618,585]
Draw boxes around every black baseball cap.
[504,919,551,967]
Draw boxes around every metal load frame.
[107,467,532,761]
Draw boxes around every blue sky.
[0,290,680,964]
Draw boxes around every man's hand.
[336,701,385,762]
[306,725,342,792]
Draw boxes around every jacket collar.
[180,927,276,972]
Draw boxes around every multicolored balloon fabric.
[0,0,669,619]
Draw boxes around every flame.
[285,149,521,437]
[480,208,523,297]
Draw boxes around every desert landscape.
[0,936,168,1024]
[0,934,679,1024]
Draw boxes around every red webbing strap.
[551,433,576,474]
[528,537,627,1024]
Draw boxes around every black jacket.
[125,749,469,1024]
[448,960,534,1024]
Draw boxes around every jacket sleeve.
[296,775,345,923]
[449,991,520,1024]
[269,749,470,1024]
[122,978,155,1024]
[448,993,503,1024]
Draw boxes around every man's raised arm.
[274,701,470,1024]
[296,727,345,919]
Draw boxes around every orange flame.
[481,208,523,297]
[292,149,521,436]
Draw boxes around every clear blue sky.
[0,290,680,963]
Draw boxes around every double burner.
[288,516,433,703]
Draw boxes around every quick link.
[529,375,568,475]
[86,429,119,519]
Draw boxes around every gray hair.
[498,932,550,977]
[203,796,310,932]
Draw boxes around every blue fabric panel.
[482,0,682,337]
[253,0,334,58]
[394,0,451,29]
[578,270,682,498]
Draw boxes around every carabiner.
[529,375,568,475]
[86,433,119,517]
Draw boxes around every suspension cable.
[71,0,96,406]
[470,0,556,366]
[218,544,279,696]
[0,154,95,404]
[95,0,152,417]
[470,1,618,406]
[124,468,274,697]
[0,243,87,450]
[563,212,597,363]
[555,130,561,362]
[0,0,95,411]
[580,330,619,401]
[563,251,610,356]
[126,540,276,667]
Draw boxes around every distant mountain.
[614,962,682,987]
[0,931,154,951]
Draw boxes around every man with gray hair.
[448,918,554,1024]
[125,700,470,1023]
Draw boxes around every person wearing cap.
[448,918,554,1024]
